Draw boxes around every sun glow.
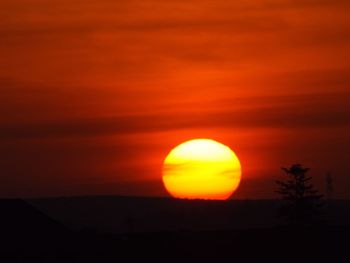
[162,139,242,200]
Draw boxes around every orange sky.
[1,0,350,198]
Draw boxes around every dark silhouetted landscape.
[2,196,350,262]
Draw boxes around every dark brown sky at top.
[0,0,349,198]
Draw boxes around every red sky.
[1,0,350,198]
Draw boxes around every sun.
[162,139,242,200]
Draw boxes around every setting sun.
[162,139,242,200]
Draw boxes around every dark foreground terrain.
[1,197,350,262]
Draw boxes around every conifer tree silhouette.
[276,164,324,226]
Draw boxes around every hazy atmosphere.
[1,0,350,198]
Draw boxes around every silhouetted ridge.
[0,199,70,262]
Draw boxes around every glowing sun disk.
[162,139,242,200]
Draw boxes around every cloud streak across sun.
[162,139,241,200]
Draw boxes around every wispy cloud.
[1,89,349,140]
[1,0,350,198]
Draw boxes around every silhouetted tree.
[276,164,324,226]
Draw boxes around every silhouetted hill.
[28,196,350,233]
[0,199,66,234]
[1,196,350,262]
[0,199,71,262]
